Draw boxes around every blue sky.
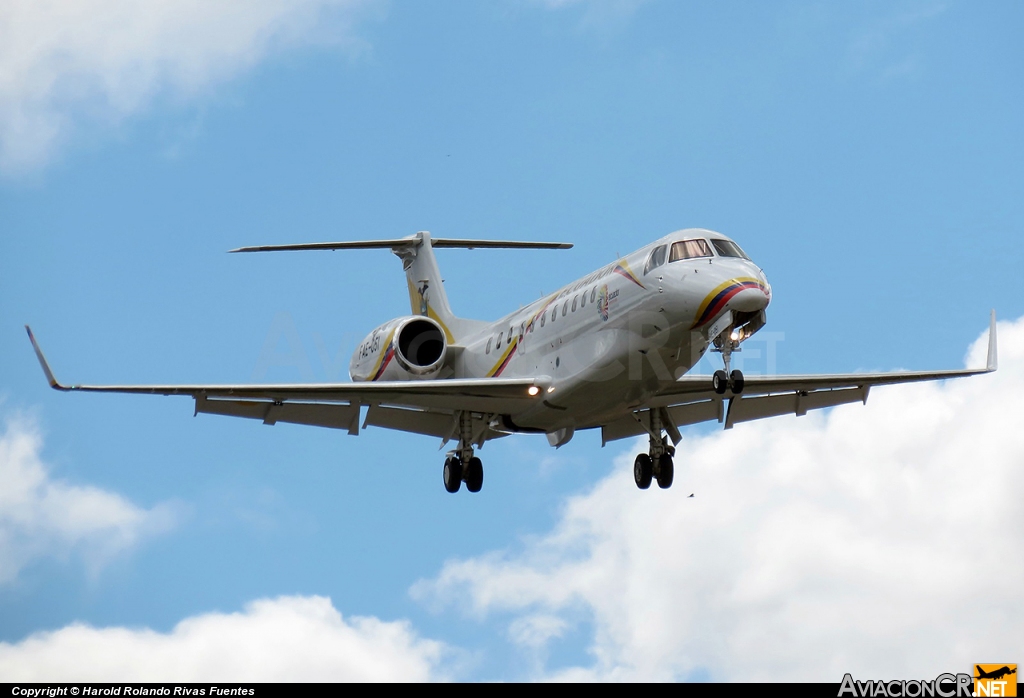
[1,0,1022,681]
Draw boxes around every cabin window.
[581,293,587,308]
[591,288,596,303]
[562,300,569,317]
[541,314,546,328]
[508,327,513,344]
[644,245,668,274]
[711,239,750,260]
[486,338,492,354]
[551,307,557,322]
[496,332,502,347]
[572,296,578,312]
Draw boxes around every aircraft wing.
[26,326,546,440]
[601,312,997,444]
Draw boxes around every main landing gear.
[443,453,483,493]
[442,411,485,494]
[633,408,676,490]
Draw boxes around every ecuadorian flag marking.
[487,294,558,377]
[612,261,645,289]
[691,277,768,328]
[369,329,397,381]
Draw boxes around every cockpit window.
[644,245,668,274]
[711,239,750,260]
[669,239,713,262]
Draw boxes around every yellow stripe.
[407,278,455,343]
[485,293,559,376]
[426,307,455,344]
[487,339,517,377]
[693,276,763,323]
[616,259,642,286]
[366,328,396,380]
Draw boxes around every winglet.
[987,309,998,372]
[24,326,69,391]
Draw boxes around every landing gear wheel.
[730,369,745,395]
[634,453,653,489]
[656,452,674,489]
[465,457,484,493]
[713,370,728,395]
[443,456,463,493]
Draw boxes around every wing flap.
[196,397,361,434]
[364,405,453,438]
[670,399,725,428]
[600,399,725,445]
[363,405,510,442]
[724,386,869,428]
[600,413,646,445]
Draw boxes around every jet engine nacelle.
[349,316,448,382]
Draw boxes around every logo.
[596,284,619,322]
[417,281,430,316]
[838,666,1018,698]
[974,664,1017,697]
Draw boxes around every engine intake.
[350,315,449,381]
[396,318,446,373]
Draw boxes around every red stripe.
[613,266,645,288]
[371,345,395,380]
[694,282,764,327]
[493,340,517,377]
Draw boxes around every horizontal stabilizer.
[229,237,572,253]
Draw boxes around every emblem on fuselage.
[418,281,430,316]
[597,284,618,321]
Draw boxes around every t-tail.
[230,232,572,343]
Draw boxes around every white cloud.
[0,0,377,174]
[0,595,448,681]
[0,415,178,583]
[415,316,1024,681]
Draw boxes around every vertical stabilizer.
[396,232,459,343]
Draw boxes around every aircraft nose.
[729,265,771,313]
[730,284,770,312]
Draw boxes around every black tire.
[730,369,745,395]
[465,457,484,493]
[656,452,674,489]
[443,456,463,493]
[713,370,728,395]
[634,453,653,489]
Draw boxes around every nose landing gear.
[712,368,745,395]
[711,330,744,395]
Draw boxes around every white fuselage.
[350,228,771,435]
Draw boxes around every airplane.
[26,228,998,494]
[975,666,1016,681]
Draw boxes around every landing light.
[528,386,541,396]
[730,329,741,342]
[547,386,556,393]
